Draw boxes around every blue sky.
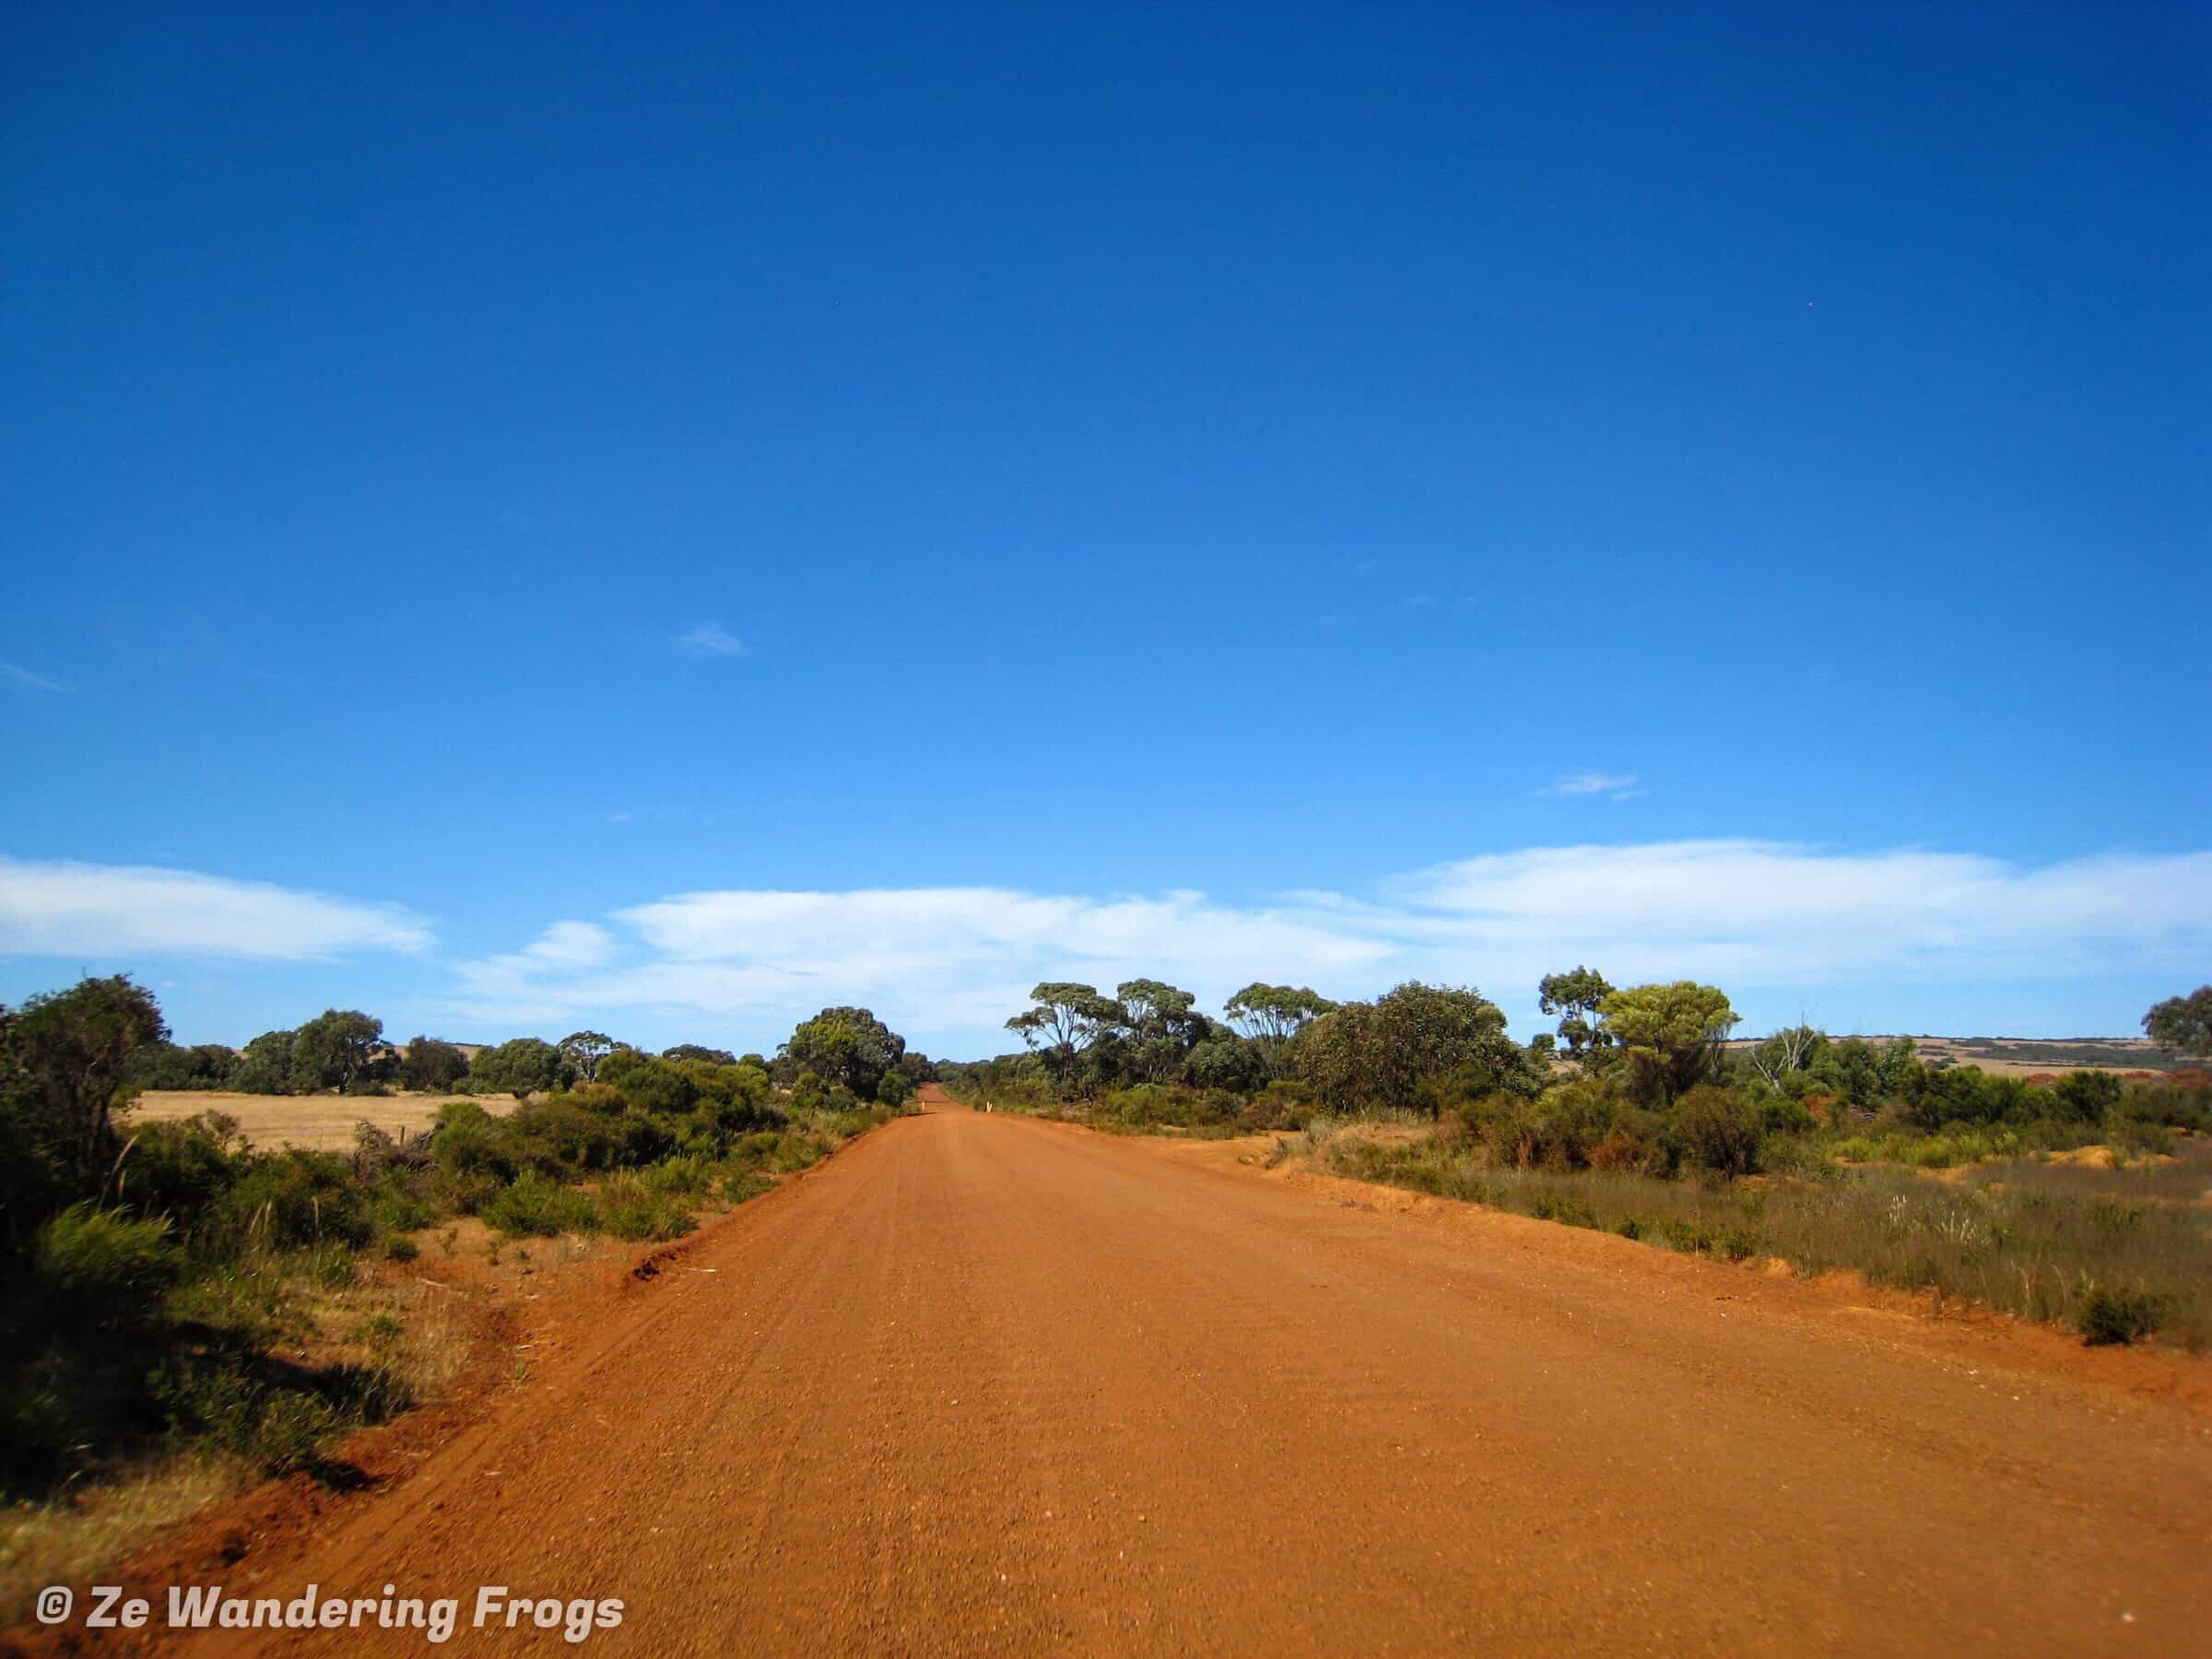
[3,1,2206,1055]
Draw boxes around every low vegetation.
[948,973,2212,1350]
[0,977,920,1609]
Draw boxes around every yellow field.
[125,1089,512,1151]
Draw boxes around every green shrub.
[148,1364,349,1476]
[1239,1079,1314,1132]
[35,1205,182,1323]
[594,1175,697,1241]
[640,1155,715,1197]
[383,1234,420,1262]
[1674,1087,1765,1178]
[214,1150,374,1249]
[618,1059,700,1117]
[716,1165,773,1205]
[112,1115,241,1228]
[429,1109,518,1182]
[367,1180,437,1234]
[2078,1283,2167,1346]
[510,1098,620,1172]
[481,1172,598,1238]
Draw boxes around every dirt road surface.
[152,1092,2212,1655]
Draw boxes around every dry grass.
[0,1266,477,1622]
[1313,1130,2212,1350]
[127,1090,512,1151]
[0,1454,249,1625]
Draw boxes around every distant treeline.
[940,974,2212,1178]
[124,1009,945,1103]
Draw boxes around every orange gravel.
[147,1092,2212,1654]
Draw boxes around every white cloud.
[0,858,432,960]
[675,621,746,658]
[518,921,616,971]
[440,842,2212,1048]
[1543,771,1639,797]
[2,661,72,693]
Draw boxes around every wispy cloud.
[439,842,2212,1046]
[675,621,746,658]
[2,661,72,694]
[1543,771,1640,799]
[0,858,432,959]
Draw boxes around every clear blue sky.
[3,1,2206,1056]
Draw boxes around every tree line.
[944,972,2212,1178]
[124,1007,943,1106]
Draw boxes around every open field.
[1715,1034,2188,1078]
[126,1091,512,1151]
[45,1088,2207,1657]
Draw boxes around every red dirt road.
[162,1094,2212,1654]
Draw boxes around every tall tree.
[1223,983,1336,1044]
[229,1029,300,1094]
[1297,982,1533,1114]
[1536,967,1616,1064]
[1113,980,1199,1083]
[559,1030,616,1083]
[400,1036,470,1092]
[1746,1023,1829,1092]
[0,974,169,1197]
[291,1008,387,1093]
[1006,983,1123,1093]
[1223,983,1336,1077]
[1598,982,1740,1106]
[469,1037,566,1100]
[780,1007,906,1100]
[2143,987,2212,1059]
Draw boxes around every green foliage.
[124,1041,238,1090]
[1185,1035,1264,1093]
[2051,1068,2123,1124]
[782,1006,909,1100]
[0,973,169,1199]
[229,1028,300,1094]
[2142,986,2212,1058]
[1222,983,1336,1045]
[1298,982,1538,1115]
[214,1150,375,1250]
[559,1030,616,1082]
[1672,1086,1766,1178]
[399,1036,470,1092]
[508,1097,622,1171]
[662,1043,736,1065]
[876,1067,915,1108]
[147,1363,357,1477]
[2078,1284,2168,1346]
[481,1172,599,1238]
[35,1205,182,1323]
[594,1174,698,1241]
[112,1114,243,1226]
[1598,982,1740,1106]
[466,1037,566,1099]
[616,1057,700,1117]
[290,1009,388,1094]
[1536,966,1615,1063]
[0,977,911,1516]
[1005,983,1124,1091]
